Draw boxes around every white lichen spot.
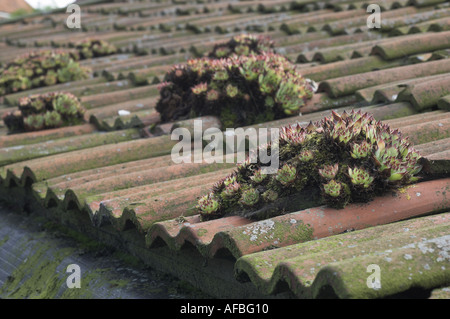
[402,243,416,249]
[417,235,450,262]
[245,220,276,242]
[404,254,413,260]
[416,192,421,197]
[5,145,25,151]
[418,242,435,254]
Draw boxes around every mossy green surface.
[0,128,141,167]
[235,213,450,298]
[0,234,9,247]
[0,199,211,299]
[0,244,75,299]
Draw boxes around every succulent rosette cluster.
[207,34,275,59]
[196,110,423,220]
[0,50,90,96]
[156,52,315,127]
[2,92,86,133]
[73,39,117,59]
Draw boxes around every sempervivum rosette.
[196,110,422,220]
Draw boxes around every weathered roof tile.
[147,178,450,259]
[371,30,450,60]
[0,0,449,299]
[319,58,450,98]
[235,212,450,298]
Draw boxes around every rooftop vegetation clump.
[207,34,274,59]
[196,110,423,220]
[156,52,315,127]
[2,92,86,133]
[0,50,90,96]
[73,39,117,59]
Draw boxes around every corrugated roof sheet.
[0,0,449,299]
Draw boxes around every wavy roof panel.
[0,0,449,299]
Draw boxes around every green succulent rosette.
[196,110,423,220]
[156,52,315,127]
[2,92,86,133]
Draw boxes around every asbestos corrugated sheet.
[0,0,449,299]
